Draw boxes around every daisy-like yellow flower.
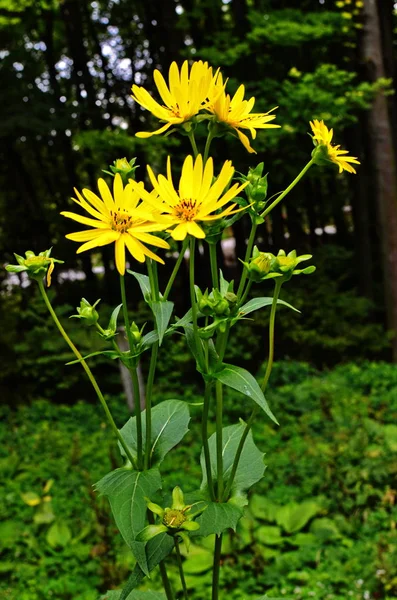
[309,119,360,174]
[129,154,249,241]
[207,73,280,153]
[131,60,217,138]
[61,174,170,275]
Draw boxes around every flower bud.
[129,321,142,344]
[103,157,139,184]
[5,249,63,286]
[72,298,100,325]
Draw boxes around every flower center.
[174,199,199,222]
[162,509,187,529]
[25,256,50,268]
[110,210,134,233]
[277,256,295,268]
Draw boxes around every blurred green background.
[0,1,397,599]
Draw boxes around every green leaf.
[141,330,159,349]
[183,324,205,372]
[66,349,120,365]
[173,309,193,328]
[219,270,231,295]
[95,468,161,550]
[127,271,151,300]
[46,520,72,548]
[119,534,174,599]
[214,364,278,425]
[201,423,266,495]
[255,525,283,545]
[108,303,123,331]
[239,297,300,316]
[384,423,397,452]
[149,300,174,345]
[310,518,340,542]
[119,400,190,466]
[249,495,278,522]
[192,502,243,537]
[275,500,322,534]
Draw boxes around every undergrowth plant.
[6,60,359,600]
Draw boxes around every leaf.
[384,423,397,452]
[149,300,174,345]
[141,330,159,350]
[46,520,72,548]
[183,324,205,372]
[127,271,151,300]
[101,593,166,600]
[309,518,340,542]
[108,303,123,331]
[119,534,174,600]
[34,502,55,524]
[249,495,278,522]
[182,547,213,574]
[172,309,193,328]
[255,525,283,545]
[239,297,300,316]
[95,468,161,550]
[201,423,266,495]
[21,491,41,506]
[66,350,120,365]
[214,364,278,425]
[275,500,322,534]
[219,270,233,295]
[192,502,243,537]
[119,399,190,466]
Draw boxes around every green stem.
[159,560,175,600]
[211,534,223,600]
[202,381,216,502]
[215,379,223,500]
[236,223,257,301]
[174,537,188,600]
[187,129,199,158]
[261,159,314,219]
[222,279,282,501]
[203,129,215,164]
[164,238,189,301]
[239,279,252,306]
[120,274,143,470]
[189,237,204,365]
[209,243,219,289]
[38,280,137,468]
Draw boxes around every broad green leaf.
[309,517,340,542]
[33,502,55,524]
[256,525,283,545]
[100,590,167,600]
[127,271,151,300]
[95,468,161,549]
[141,330,159,349]
[182,547,213,574]
[286,533,317,546]
[239,297,300,316]
[119,400,190,466]
[275,500,322,533]
[173,308,193,328]
[149,300,174,345]
[249,495,278,522]
[192,502,243,537]
[119,534,174,599]
[201,423,266,495]
[214,363,278,425]
[46,520,72,548]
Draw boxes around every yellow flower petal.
[61,211,109,229]
[133,231,170,249]
[124,233,145,263]
[115,236,126,274]
[76,230,120,253]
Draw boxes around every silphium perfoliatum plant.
[5,58,359,600]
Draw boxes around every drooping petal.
[186,221,205,238]
[115,236,126,275]
[66,229,107,242]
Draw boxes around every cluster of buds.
[137,487,204,550]
[196,284,238,336]
[71,298,100,326]
[6,249,63,287]
[103,157,139,184]
[243,247,315,283]
[236,162,268,224]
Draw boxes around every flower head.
[61,174,170,275]
[310,119,360,174]
[6,249,63,286]
[207,73,280,153]
[243,247,315,283]
[130,154,248,241]
[131,61,217,138]
[71,298,100,326]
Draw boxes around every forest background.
[0,1,397,600]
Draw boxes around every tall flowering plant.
[6,60,359,599]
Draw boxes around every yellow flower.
[61,174,170,275]
[130,154,248,241]
[131,60,217,138]
[309,119,360,174]
[207,73,280,153]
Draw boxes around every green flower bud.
[214,298,230,316]
[103,157,139,184]
[273,249,316,281]
[5,249,63,287]
[71,298,100,326]
[129,321,142,344]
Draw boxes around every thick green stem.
[189,237,204,365]
[38,280,136,468]
[222,280,282,501]
[120,274,143,469]
[239,280,253,306]
[159,560,175,600]
[211,534,223,600]
[236,223,257,301]
[209,243,219,289]
[202,381,216,502]
[203,129,215,164]
[164,238,189,301]
[215,380,224,500]
[261,159,314,219]
[174,537,188,600]
[187,129,199,158]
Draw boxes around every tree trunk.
[362,0,397,359]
